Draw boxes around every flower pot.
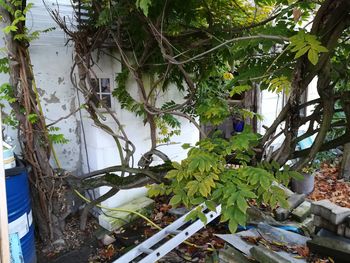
[291,172,315,195]
[234,120,245,132]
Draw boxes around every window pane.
[102,94,112,108]
[91,78,99,92]
[100,78,111,93]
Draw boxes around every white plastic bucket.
[3,141,16,169]
[291,173,315,195]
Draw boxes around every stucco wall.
[1,0,320,211]
[80,53,200,208]
[0,0,82,172]
[0,0,200,210]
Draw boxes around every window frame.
[90,75,115,112]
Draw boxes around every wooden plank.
[0,110,10,263]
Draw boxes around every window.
[91,78,113,108]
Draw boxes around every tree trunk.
[0,4,69,243]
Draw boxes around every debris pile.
[217,223,310,262]
[309,165,350,208]
[216,181,350,262]
[307,200,350,262]
[311,200,350,237]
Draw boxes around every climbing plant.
[0,0,72,243]
[149,127,302,232]
[1,0,349,243]
[46,0,350,231]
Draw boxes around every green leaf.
[241,190,256,199]
[172,161,181,170]
[228,219,238,233]
[185,210,198,222]
[294,46,310,59]
[314,45,328,53]
[277,195,289,208]
[228,192,239,204]
[198,158,206,173]
[289,171,304,181]
[308,49,318,65]
[165,169,178,179]
[3,25,17,34]
[136,0,152,16]
[169,195,182,206]
[199,182,209,197]
[191,197,205,205]
[259,176,270,190]
[23,3,34,14]
[205,200,217,212]
[186,181,199,197]
[182,143,191,149]
[197,211,208,224]
[236,195,248,213]
[262,191,270,203]
[234,209,246,226]
[230,85,251,96]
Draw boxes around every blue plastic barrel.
[5,160,36,263]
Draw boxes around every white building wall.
[80,54,199,208]
[259,78,319,150]
[1,0,321,211]
[0,0,199,209]
[0,0,81,172]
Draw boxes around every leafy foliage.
[113,69,145,117]
[136,0,152,16]
[0,0,40,42]
[149,127,301,232]
[48,126,69,144]
[265,76,291,94]
[289,31,328,65]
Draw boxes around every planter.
[234,120,245,132]
[291,172,315,195]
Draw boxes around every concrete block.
[250,246,292,263]
[313,215,337,232]
[291,201,311,222]
[275,194,305,221]
[218,246,252,263]
[311,199,350,225]
[345,215,350,227]
[345,227,350,239]
[101,234,116,246]
[98,196,154,231]
[337,223,346,236]
[317,228,350,244]
[300,215,315,236]
[307,236,350,263]
[93,226,111,240]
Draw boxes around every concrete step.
[311,199,350,225]
[275,194,305,221]
[291,201,311,222]
[98,196,155,231]
[307,236,350,263]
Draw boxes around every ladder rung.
[138,247,153,255]
[165,230,181,235]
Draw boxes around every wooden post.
[0,110,10,263]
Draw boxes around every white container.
[3,141,16,169]
[291,173,315,195]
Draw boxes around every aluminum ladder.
[113,204,222,263]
